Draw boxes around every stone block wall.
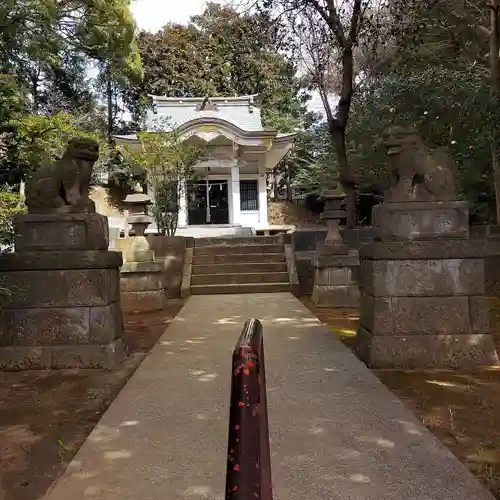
[293,228,373,295]
[292,226,500,297]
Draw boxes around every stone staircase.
[190,236,291,295]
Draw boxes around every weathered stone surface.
[314,267,349,287]
[25,137,99,214]
[1,307,89,345]
[357,326,499,369]
[0,346,51,370]
[355,127,496,369]
[0,340,124,370]
[311,285,360,308]
[312,249,360,308]
[121,261,163,273]
[316,242,350,255]
[315,250,360,268]
[14,213,109,251]
[360,240,486,260]
[359,296,393,334]
[50,339,124,370]
[1,168,125,370]
[360,258,484,297]
[0,311,13,346]
[89,303,123,343]
[125,249,155,263]
[147,235,188,298]
[121,290,166,312]
[488,225,500,239]
[391,296,471,334]
[372,201,469,241]
[2,268,120,308]
[180,247,193,299]
[0,250,122,271]
[382,126,457,203]
[120,272,164,292]
[470,296,490,333]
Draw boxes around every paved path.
[44,293,494,500]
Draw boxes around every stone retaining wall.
[293,226,500,296]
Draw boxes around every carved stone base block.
[372,201,469,241]
[14,212,109,251]
[0,250,124,370]
[120,261,166,312]
[356,240,499,368]
[311,250,360,308]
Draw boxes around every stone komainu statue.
[383,126,457,202]
[25,138,100,213]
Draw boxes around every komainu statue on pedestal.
[26,138,100,213]
[383,126,457,202]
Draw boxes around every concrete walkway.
[44,293,494,500]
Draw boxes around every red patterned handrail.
[225,318,273,500]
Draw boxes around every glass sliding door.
[187,180,229,225]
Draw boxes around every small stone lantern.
[312,181,360,308]
[123,183,152,238]
[319,184,349,254]
[122,183,154,263]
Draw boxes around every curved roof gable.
[177,117,277,145]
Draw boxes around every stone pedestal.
[311,251,360,307]
[0,213,125,371]
[357,201,499,369]
[120,260,166,312]
[117,229,166,312]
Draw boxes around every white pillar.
[231,163,241,226]
[258,174,268,226]
[178,179,187,226]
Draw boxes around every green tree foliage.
[124,2,308,129]
[0,186,24,251]
[12,113,109,180]
[0,0,142,186]
[346,0,499,222]
[119,125,205,236]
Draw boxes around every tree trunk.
[107,64,113,146]
[490,0,500,222]
[271,170,278,200]
[325,47,357,228]
[330,122,357,228]
[492,141,500,223]
[285,163,293,201]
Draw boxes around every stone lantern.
[311,182,360,308]
[318,184,349,254]
[123,182,152,235]
[122,183,154,263]
[118,183,166,312]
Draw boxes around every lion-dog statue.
[383,126,457,203]
[26,138,100,213]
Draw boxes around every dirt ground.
[267,200,323,228]
[301,296,500,499]
[0,299,185,500]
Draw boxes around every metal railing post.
[225,318,273,500]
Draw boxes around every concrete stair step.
[192,262,288,274]
[193,244,283,256]
[191,272,289,286]
[194,236,281,247]
[190,282,291,295]
[193,253,286,265]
